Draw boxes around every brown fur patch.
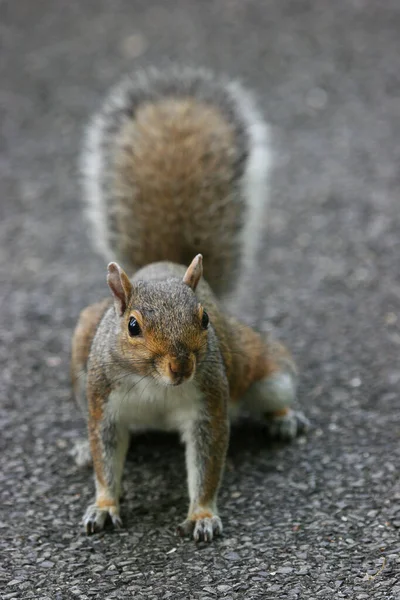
[217,319,268,402]
[88,397,104,423]
[189,509,213,521]
[96,498,118,509]
[71,298,111,396]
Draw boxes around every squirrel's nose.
[169,357,193,378]
[169,360,180,374]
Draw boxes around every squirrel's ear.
[182,254,203,291]
[107,262,133,316]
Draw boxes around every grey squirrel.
[71,66,308,542]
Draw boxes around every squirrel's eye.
[128,317,141,337]
[201,309,209,330]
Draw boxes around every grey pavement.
[1,1,400,598]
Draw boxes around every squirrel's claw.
[193,517,222,542]
[177,515,222,542]
[83,504,122,535]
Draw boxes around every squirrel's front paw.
[83,503,122,535]
[177,513,223,542]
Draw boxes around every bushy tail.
[80,66,271,298]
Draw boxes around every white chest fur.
[107,375,203,433]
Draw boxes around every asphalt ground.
[1,1,400,598]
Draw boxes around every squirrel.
[71,66,309,542]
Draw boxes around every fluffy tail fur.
[81,66,271,298]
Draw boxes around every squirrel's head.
[107,255,209,386]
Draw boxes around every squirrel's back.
[81,66,271,296]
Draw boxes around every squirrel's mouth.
[163,370,194,386]
[171,375,190,386]
[155,369,195,387]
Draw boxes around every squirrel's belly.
[107,376,203,433]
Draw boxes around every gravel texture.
[1,1,400,598]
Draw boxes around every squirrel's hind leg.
[240,343,310,440]
[264,406,310,441]
[243,373,309,440]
